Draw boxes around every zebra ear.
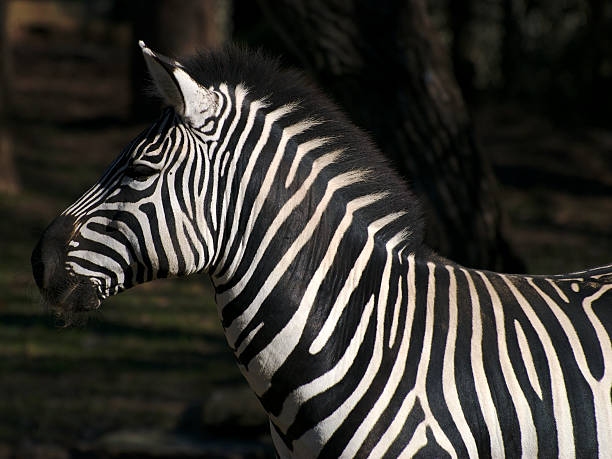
[139,41,217,122]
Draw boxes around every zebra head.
[32,42,421,318]
[31,43,230,313]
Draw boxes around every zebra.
[31,42,612,458]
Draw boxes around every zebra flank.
[31,43,612,458]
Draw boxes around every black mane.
[182,46,425,250]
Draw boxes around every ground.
[0,3,611,458]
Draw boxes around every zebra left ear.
[139,41,217,122]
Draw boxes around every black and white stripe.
[46,45,612,457]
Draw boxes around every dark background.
[0,0,611,457]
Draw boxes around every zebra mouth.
[38,277,102,316]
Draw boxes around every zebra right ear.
[140,40,187,114]
[139,41,218,123]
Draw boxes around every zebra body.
[31,43,612,458]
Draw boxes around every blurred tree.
[449,0,476,101]
[0,0,19,195]
[128,0,232,119]
[496,0,612,119]
[256,0,523,271]
[501,0,524,95]
[582,0,609,115]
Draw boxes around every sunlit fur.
[36,47,612,457]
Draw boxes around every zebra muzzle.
[31,215,101,312]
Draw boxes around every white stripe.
[209,142,222,230]
[397,422,428,458]
[506,276,575,459]
[167,149,207,273]
[214,150,342,302]
[235,322,264,356]
[68,120,161,216]
[67,250,125,285]
[461,268,505,457]
[513,319,543,400]
[582,285,612,457]
[479,272,537,458]
[152,183,178,275]
[135,209,160,273]
[369,260,456,458]
[414,263,457,458]
[188,129,215,264]
[64,145,133,216]
[309,211,405,354]
[246,194,385,396]
[223,169,366,349]
[205,83,233,143]
[219,117,317,281]
[78,217,132,264]
[296,249,389,456]
[339,233,416,459]
[210,86,254,268]
[285,136,331,188]
[528,279,612,456]
[215,102,295,277]
[443,265,478,458]
[66,259,114,288]
[272,294,376,431]
[88,201,160,274]
[546,278,570,303]
[388,275,403,348]
[181,140,196,220]
[368,254,417,458]
[68,169,124,217]
[368,392,417,458]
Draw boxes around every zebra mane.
[182,45,425,249]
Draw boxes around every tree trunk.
[0,0,19,195]
[258,0,522,271]
[449,0,475,102]
[129,0,232,119]
[501,0,524,95]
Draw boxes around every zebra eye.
[125,164,159,180]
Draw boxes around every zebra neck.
[222,249,435,448]
[212,231,427,390]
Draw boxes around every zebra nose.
[31,215,77,290]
